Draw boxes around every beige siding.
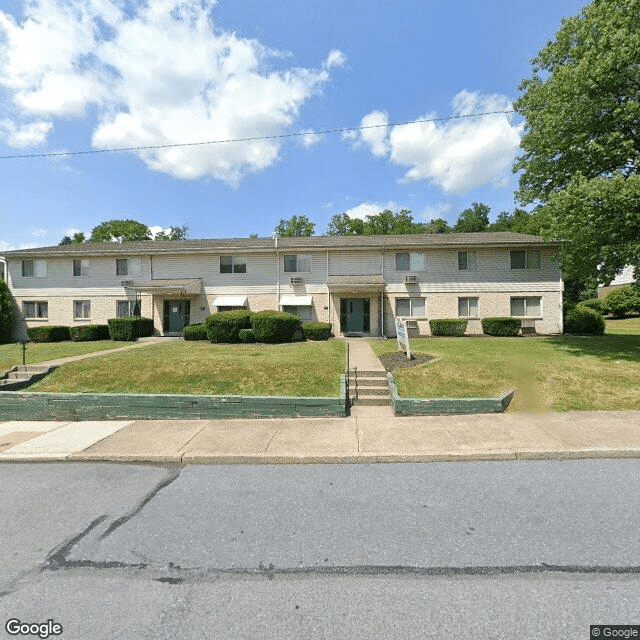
[329,250,382,276]
[383,247,562,291]
[279,251,327,285]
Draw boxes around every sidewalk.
[1,410,640,464]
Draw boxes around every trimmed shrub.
[26,325,71,343]
[602,284,640,318]
[183,323,208,341]
[481,317,522,337]
[239,328,256,343]
[107,317,154,341]
[205,310,252,343]
[302,322,332,341]
[251,310,301,343]
[577,298,604,314]
[565,306,605,335]
[0,277,13,344]
[69,324,110,342]
[429,318,468,337]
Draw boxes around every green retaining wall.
[0,374,348,420]
[387,373,515,415]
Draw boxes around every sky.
[0,0,588,251]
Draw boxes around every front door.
[163,300,190,333]
[340,298,365,333]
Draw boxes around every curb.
[5,447,640,464]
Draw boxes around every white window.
[220,256,247,274]
[395,252,426,271]
[73,259,90,277]
[117,300,140,317]
[284,255,312,273]
[21,260,47,278]
[510,297,542,317]
[458,251,478,270]
[116,257,141,277]
[74,300,91,319]
[458,297,479,317]
[23,301,48,319]
[510,250,541,270]
[282,305,313,323]
[395,298,426,317]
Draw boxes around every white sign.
[395,318,411,360]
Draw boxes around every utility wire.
[0,109,515,160]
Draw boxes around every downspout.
[326,249,330,325]
[274,234,280,309]
[380,249,385,337]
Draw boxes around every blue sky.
[0,0,587,250]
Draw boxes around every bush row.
[429,319,468,337]
[201,310,333,344]
[107,317,154,341]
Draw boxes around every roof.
[0,232,559,258]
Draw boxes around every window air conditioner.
[121,280,134,287]
[290,276,303,284]
[405,275,418,284]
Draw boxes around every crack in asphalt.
[99,466,182,539]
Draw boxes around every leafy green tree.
[0,277,13,343]
[424,218,451,234]
[602,284,640,318]
[154,225,189,241]
[453,202,490,233]
[326,213,365,236]
[59,232,86,245]
[363,209,425,235]
[274,215,316,237]
[514,0,640,284]
[90,219,152,242]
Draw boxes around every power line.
[0,109,515,160]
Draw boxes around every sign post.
[395,318,411,360]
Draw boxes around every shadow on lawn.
[544,334,640,363]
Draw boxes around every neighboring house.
[0,232,563,340]
[598,265,637,299]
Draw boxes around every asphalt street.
[1,460,639,639]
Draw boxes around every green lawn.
[0,340,133,372]
[370,317,640,412]
[29,340,346,397]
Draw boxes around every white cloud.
[299,129,323,148]
[358,110,389,157]
[353,90,522,195]
[421,203,452,221]
[342,201,399,220]
[30,228,48,237]
[0,1,345,184]
[323,49,347,69]
[0,119,52,147]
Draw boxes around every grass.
[370,316,640,412]
[0,340,134,372]
[29,340,346,397]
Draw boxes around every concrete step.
[7,371,32,380]
[352,387,389,396]
[348,378,388,387]
[351,396,392,406]
[348,370,387,377]
[14,365,51,373]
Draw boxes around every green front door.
[340,298,364,333]
[163,300,190,333]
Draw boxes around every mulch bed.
[377,351,435,372]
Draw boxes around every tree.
[59,232,86,245]
[90,219,152,242]
[326,213,365,236]
[424,218,451,234]
[0,277,13,344]
[363,209,425,235]
[453,202,490,233]
[514,0,640,284]
[274,215,315,237]
[154,225,189,241]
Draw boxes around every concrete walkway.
[346,338,386,372]
[1,410,639,464]
[22,336,178,368]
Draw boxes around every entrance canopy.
[213,296,248,307]
[280,295,313,306]
[327,275,386,292]
[127,278,202,296]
